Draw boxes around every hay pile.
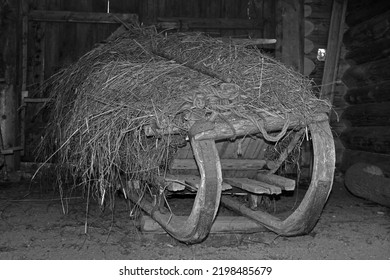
[38,26,330,203]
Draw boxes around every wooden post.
[275,0,304,73]
[320,0,348,104]
[0,0,20,171]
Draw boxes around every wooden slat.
[256,173,296,191]
[319,0,347,104]
[28,10,139,24]
[149,17,263,30]
[171,158,266,170]
[275,0,304,73]
[224,178,282,195]
[161,174,232,192]
[140,215,266,234]
[144,113,329,141]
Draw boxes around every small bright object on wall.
[317,48,326,61]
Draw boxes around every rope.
[183,83,290,142]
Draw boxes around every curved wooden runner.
[129,120,335,243]
[221,121,335,236]
[128,138,223,244]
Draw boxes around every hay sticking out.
[38,26,330,203]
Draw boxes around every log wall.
[339,0,390,173]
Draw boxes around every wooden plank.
[224,178,282,195]
[193,113,328,141]
[341,102,390,127]
[161,174,232,192]
[140,215,266,234]
[341,57,390,88]
[346,1,390,26]
[343,10,390,50]
[340,126,390,154]
[171,158,267,170]
[145,113,329,141]
[150,17,263,30]
[275,0,304,73]
[345,38,390,65]
[256,172,295,191]
[319,0,347,104]
[344,82,390,105]
[28,10,139,24]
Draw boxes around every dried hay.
[37,25,330,205]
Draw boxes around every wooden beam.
[149,17,263,30]
[320,0,347,104]
[275,0,304,73]
[344,82,390,105]
[341,57,390,88]
[341,102,390,127]
[224,178,282,195]
[144,113,328,141]
[28,10,139,24]
[340,126,390,154]
[193,113,328,142]
[171,158,267,171]
[159,174,232,192]
[140,215,266,234]
[256,172,295,191]
[344,9,390,50]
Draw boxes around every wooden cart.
[127,111,335,244]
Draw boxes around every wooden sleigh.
[126,109,335,244]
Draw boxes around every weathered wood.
[223,38,277,46]
[304,38,314,54]
[340,148,390,174]
[145,113,329,140]
[224,177,282,195]
[345,162,390,207]
[340,126,390,154]
[341,57,390,88]
[275,0,304,73]
[345,38,390,65]
[346,0,390,26]
[193,113,329,141]
[28,10,139,24]
[171,158,267,170]
[222,121,335,236]
[319,0,347,104]
[344,82,390,105]
[256,172,296,191]
[161,174,232,192]
[343,10,390,50]
[341,102,390,127]
[0,0,19,171]
[140,215,266,234]
[149,17,263,30]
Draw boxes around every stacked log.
[340,2,390,174]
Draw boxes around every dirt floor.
[0,172,389,260]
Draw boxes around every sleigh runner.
[39,26,335,244]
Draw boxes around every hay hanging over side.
[37,25,330,203]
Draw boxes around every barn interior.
[0,0,389,259]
